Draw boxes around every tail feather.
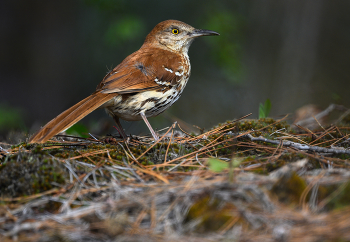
[29,92,116,143]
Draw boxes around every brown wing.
[29,48,185,144]
[98,47,184,94]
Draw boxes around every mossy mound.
[0,148,67,197]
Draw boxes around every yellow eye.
[172,28,179,34]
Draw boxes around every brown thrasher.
[29,20,219,143]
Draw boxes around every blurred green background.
[0,0,349,141]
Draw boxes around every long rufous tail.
[29,92,116,144]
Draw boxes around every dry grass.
[1,113,350,241]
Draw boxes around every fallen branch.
[244,133,350,155]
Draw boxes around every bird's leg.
[112,115,128,140]
[140,112,159,141]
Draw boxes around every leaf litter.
[1,110,350,241]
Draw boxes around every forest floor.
[1,110,350,242]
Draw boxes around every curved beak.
[190,29,220,38]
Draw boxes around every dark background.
[1,0,349,140]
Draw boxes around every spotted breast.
[101,48,191,122]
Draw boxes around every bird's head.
[144,20,219,54]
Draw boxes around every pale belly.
[103,84,186,121]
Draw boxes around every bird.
[28,20,219,143]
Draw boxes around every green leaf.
[208,158,228,172]
[259,99,271,119]
[264,99,272,116]
[259,103,266,119]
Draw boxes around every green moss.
[185,196,238,232]
[317,182,350,211]
[0,152,67,197]
[271,172,307,205]
[235,118,290,137]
